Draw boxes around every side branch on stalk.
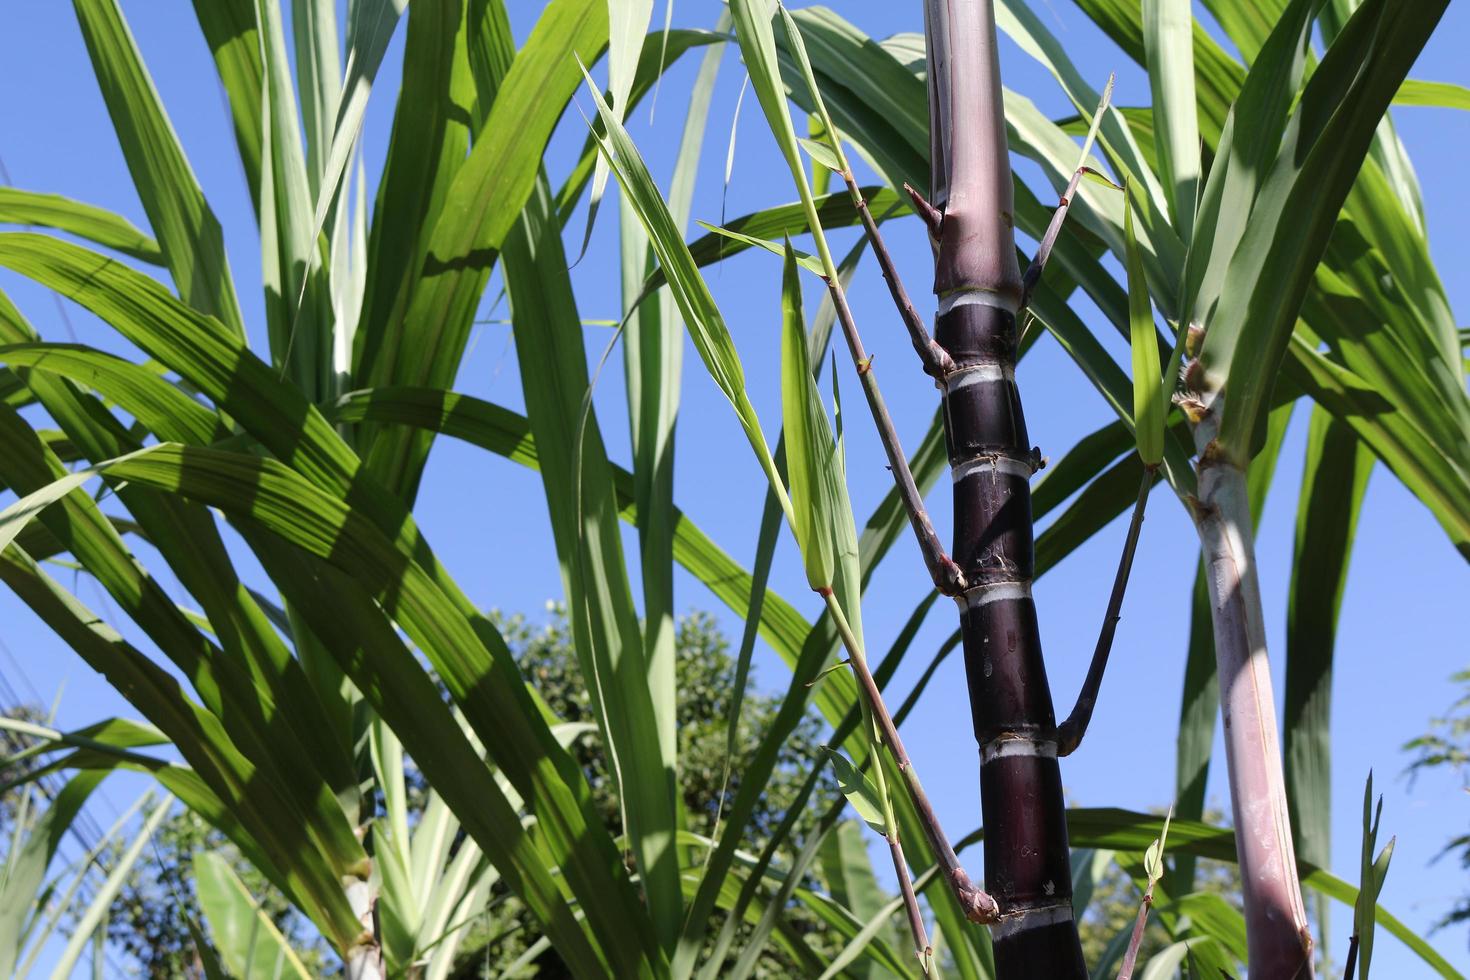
[836,167,954,380]
[1055,468,1153,756]
[1020,74,1117,313]
[821,276,966,596]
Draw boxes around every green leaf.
[1393,78,1470,109]
[194,851,313,980]
[1141,0,1200,236]
[366,0,609,498]
[0,330,367,887]
[1143,807,1172,886]
[307,0,407,239]
[0,188,162,264]
[255,0,330,396]
[0,343,227,446]
[781,240,837,592]
[583,66,789,521]
[500,176,683,957]
[24,438,649,976]
[819,821,896,980]
[1202,0,1451,463]
[15,785,159,979]
[576,0,654,262]
[0,544,370,948]
[694,221,826,276]
[618,19,722,887]
[324,386,813,667]
[647,186,900,293]
[1124,183,1165,467]
[798,134,844,172]
[1059,808,1459,977]
[73,0,245,336]
[1182,0,1315,333]
[1284,410,1372,886]
[354,0,476,393]
[188,0,264,212]
[1354,772,1396,980]
[555,28,728,226]
[822,748,886,836]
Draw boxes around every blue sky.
[1,0,1467,975]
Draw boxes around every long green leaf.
[354,0,475,394]
[780,242,835,591]
[73,0,245,336]
[256,0,331,396]
[501,174,681,959]
[307,0,406,236]
[1393,78,1470,109]
[583,70,788,523]
[365,0,609,498]
[1202,0,1450,462]
[1061,809,1459,978]
[619,17,722,885]
[188,0,264,212]
[1284,409,1372,943]
[194,850,313,980]
[87,442,654,976]
[1124,187,1164,466]
[1141,0,1199,237]
[0,188,162,264]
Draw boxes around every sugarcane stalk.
[1193,452,1315,977]
[343,876,384,980]
[925,0,1088,973]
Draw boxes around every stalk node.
[1185,322,1206,356]
[1182,356,1206,392]
[1175,392,1210,424]
[952,868,1001,923]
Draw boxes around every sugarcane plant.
[0,0,1467,976]
[600,0,1464,976]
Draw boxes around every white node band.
[956,581,1031,612]
[944,363,1013,394]
[991,903,1074,941]
[952,454,1033,483]
[937,289,1020,317]
[981,737,1058,764]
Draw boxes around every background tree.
[1405,670,1470,941]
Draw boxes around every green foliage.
[0,1,1463,977]
[80,608,837,978]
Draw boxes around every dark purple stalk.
[925,0,1087,974]
[1344,934,1360,980]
